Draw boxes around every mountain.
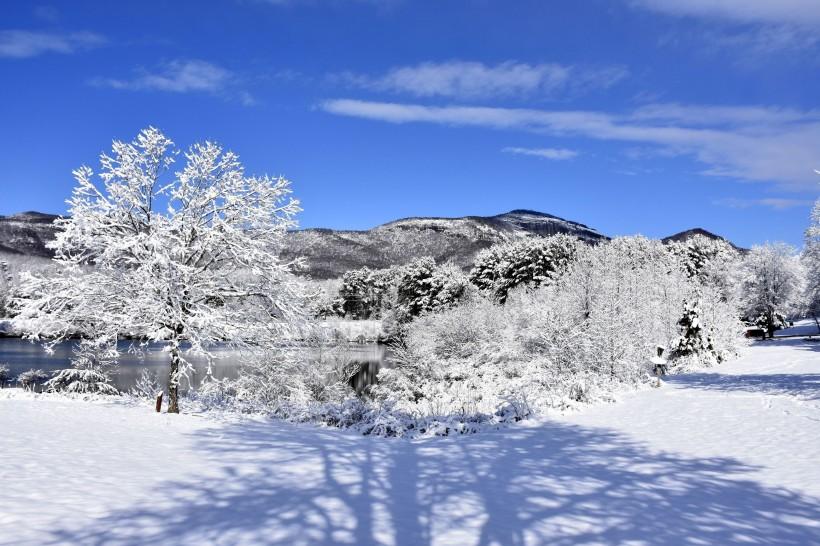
[661,228,744,251]
[0,209,742,278]
[0,212,60,257]
[280,209,607,278]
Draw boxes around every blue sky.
[1,0,818,247]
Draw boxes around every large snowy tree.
[14,127,305,412]
[803,193,820,320]
[739,243,805,337]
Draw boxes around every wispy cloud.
[321,99,820,191]
[336,61,627,100]
[503,147,579,160]
[714,197,814,210]
[632,0,820,27]
[0,30,104,58]
[634,0,820,55]
[93,59,232,93]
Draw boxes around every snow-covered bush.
[130,368,163,399]
[13,127,307,413]
[739,243,805,337]
[225,320,363,416]
[0,363,10,387]
[17,368,50,390]
[46,368,119,395]
[469,234,580,302]
[46,339,119,395]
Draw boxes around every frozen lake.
[0,338,390,393]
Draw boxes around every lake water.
[0,338,390,393]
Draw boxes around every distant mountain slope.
[0,212,60,258]
[0,209,744,278]
[280,209,608,278]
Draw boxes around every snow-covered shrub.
[469,234,580,302]
[45,338,119,395]
[46,368,119,395]
[229,327,361,416]
[0,363,10,386]
[130,368,163,399]
[17,368,50,390]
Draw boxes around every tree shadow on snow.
[667,372,820,401]
[43,417,820,546]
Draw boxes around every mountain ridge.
[0,210,738,278]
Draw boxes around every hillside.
[281,209,607,278]
[0,212,60,257]
[1,209,742,278]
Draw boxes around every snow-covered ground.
[2,338,820,545]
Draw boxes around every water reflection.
[0,338,390,393]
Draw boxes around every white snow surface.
[2,339,820,545]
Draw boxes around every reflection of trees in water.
[0,339,390,393]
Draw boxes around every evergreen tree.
[469,235,579,303]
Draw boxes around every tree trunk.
[168,342,181,414]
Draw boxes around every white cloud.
[321,99,820,191]
[632,0,820,27]
[503,147,579,160]
[714,197,814,210]
[631,103,820,126]
[93,60,232,94]
[338,61,627,100]
[0,30,104,58]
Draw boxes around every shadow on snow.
[665,338,820,401]
[45,417,820,545]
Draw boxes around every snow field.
[2,338,820,545]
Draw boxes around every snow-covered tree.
[394,258,467,321]
[469,235,579,302]
[14,127,306,412]
[337,266,397,319]
[803,195,820,320]
[674,299,713,358]
[0,364,10,387]
[0,261,11,318]
[739,243,805,337]
[46,338,119,395]
[130,368,163,400]
[17,368,49,390]
[666,235,740,301]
